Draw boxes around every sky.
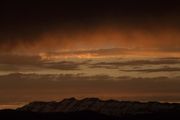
[0,0,180,109]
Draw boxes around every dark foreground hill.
[0,109,116,120]
[1,98,180,120]
[1,109,180,120]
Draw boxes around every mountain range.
[18,97,180,116]
[1,98,180,120]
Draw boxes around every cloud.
[0,54,180,73]
[90,58,180,69]
[40,48,130,59]
[42,61,88,70]
[0,1,180,56]
[120,66,180,72]
[39,47,180,60]
[1,73,180,93]
[1,27,180,58]
[0,54,43,72]
[0,54,88,71]
[0,54,42,65]
[0,73,180,104]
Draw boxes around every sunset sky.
[0,0,180,109]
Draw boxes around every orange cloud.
[0,25,180,59]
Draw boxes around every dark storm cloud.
[120,66,180,73]
[0,0,180,52]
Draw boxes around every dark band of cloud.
[0,54,89,71]
[42,61,90,70]
[0,53,180,72]
[120,66,180,73]
[90,58,180,69]
[0,73,180,104]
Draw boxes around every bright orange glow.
[1,25,180,57]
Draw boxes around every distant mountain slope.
[17,98,180,117]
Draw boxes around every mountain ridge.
[17,97,180,117]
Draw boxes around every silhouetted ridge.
[17,98,180,117]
